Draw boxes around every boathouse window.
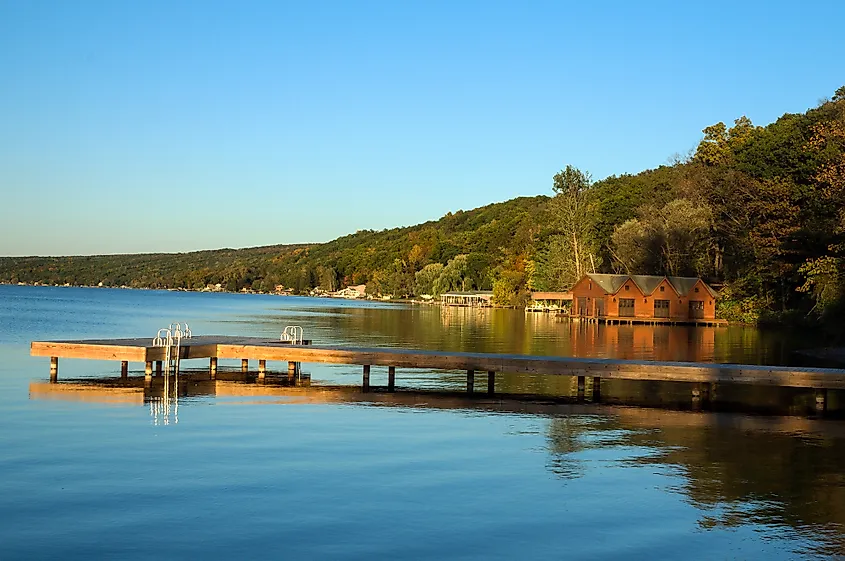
[625,285,630,291]
[695,287,699,293]
[660,286,665,292]
[589,282,592,289]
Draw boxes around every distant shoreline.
[0,281,437,305]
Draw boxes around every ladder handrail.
[281,325,304,344]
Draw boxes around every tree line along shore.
[2,87,844,329]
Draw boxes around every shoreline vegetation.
[2,87,844,334]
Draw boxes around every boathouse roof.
[584,274,717,298]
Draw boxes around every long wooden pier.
[30,335,845,411]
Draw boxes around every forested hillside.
[527,86,845,322]
[2,86,844,323]
[0,196,549,294]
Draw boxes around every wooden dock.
[29,335,845,411]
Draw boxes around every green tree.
[433,255,469,294]
[530,235,586,290]
[492,251,530,306]
[414,263,444,296]
[316,265,338,291]
[610,199,712,277]
[550,165,597,282]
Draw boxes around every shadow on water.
[28,373,845,558]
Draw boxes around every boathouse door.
[689,300,704,319]
[577,297,588,317]
[619,298,635,318]
[594,299,604,318]
[654,299,670,318]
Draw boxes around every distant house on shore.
[335,284,367,299]
[570,274,718,323]
[440,291,494,307]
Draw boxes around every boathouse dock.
[30,335,845,409]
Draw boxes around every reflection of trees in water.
[546,411,845,556]
[545,416,642,480]
[546,417,588,480]
[258,305,571,355]
[249,302,817,366]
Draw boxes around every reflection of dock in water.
[28,374,845,423]
[29,334,845,414]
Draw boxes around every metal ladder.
[151,322,192,425]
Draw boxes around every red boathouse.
[570,274,720,324]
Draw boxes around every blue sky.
[1,0,843,256]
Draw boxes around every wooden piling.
[288,361,297,382]
[120,361,128,378]
[50,356,58,382]
[467,369,475,394]
[209,357,217,380]
[363,364,370,392]
[577,376,586,400]
[388,366,396,392]
[145,361,153,381]
[155,361,163,376]
[592,377,601,401]
[487,371,495,396]
[692,383,710,409]
[241,359,249,373]
[816,389,827,413]
[258,359,266,380]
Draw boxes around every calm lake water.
[2,285,845,559]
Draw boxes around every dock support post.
[210,357,217,380]
[288,361,297,382]
[816,389,828,413]
[241,359,249,373]
[467,370,475,394]
[50,357,58,382]
[155,361,162,376]
[487,371,495,396]
[363,365,370,392]
[258,360,266,380]
[145,361,153,382]
[121,361,128,379]
[388,366,396,392]
[577,376,586,400]
[592,377,601,401]
[692,383,710,408]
